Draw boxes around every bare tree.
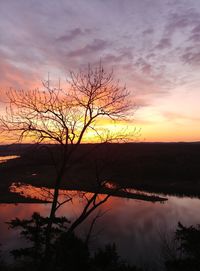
[0,64,132,250]
[0,63,166,260]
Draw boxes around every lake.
[0,155,20,164]
[1,183,200,270]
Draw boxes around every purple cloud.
[165,9,200,36]
[57,28,91,42]
[192,23,200,34]
[155,38,171,50]
[182,50,200,66]
[143,28,154,35]
[67,39,110,57]
[189,33,200,42]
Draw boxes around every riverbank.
[1,142,200,203]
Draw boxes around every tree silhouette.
[7,213,143,271]
[164,222,200,271]
[0,63,166,262]
[0,63,133,254]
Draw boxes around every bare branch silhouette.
[0,63,165,263]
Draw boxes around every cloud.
[155,38,171,50]
[181,50,200,66]
[67,39,110,57]
[0,59,39,90]
[57,28,83,42]
[101,48,133,67]
[56,28,91,43]
[165,9,200,37]
[134,57,153,75]
[143,28,154,35]
[189,33,200,42]
[133,96,150,108]
[162,111,200,123]
[187,22,200,42]
[158,8,200,55]
[192,23,200,34]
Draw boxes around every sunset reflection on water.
[0,155,20,163]
[1,186,200,268]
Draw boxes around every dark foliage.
[93,243,119,269]
[3,213,142,271]
[52,232,90,271]
[7,212,70,262]
[92,243,141,271]
[165,222,200,271]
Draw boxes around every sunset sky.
[1,0,200,142]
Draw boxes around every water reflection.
[9,182,77,203]
[0,155,20,164]
[1,186,200,269]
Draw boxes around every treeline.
[1,143,200,198]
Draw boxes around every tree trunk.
[44,179,60,260]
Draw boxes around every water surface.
[1,185,200,269]
[0,155,20,164]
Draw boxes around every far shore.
[1,142,200,203]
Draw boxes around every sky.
[0,0,200,142]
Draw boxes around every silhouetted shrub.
[165,222,200,271]
[52,232,90,271]
[3,213,143,271]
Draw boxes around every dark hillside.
[1,142,200,200]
